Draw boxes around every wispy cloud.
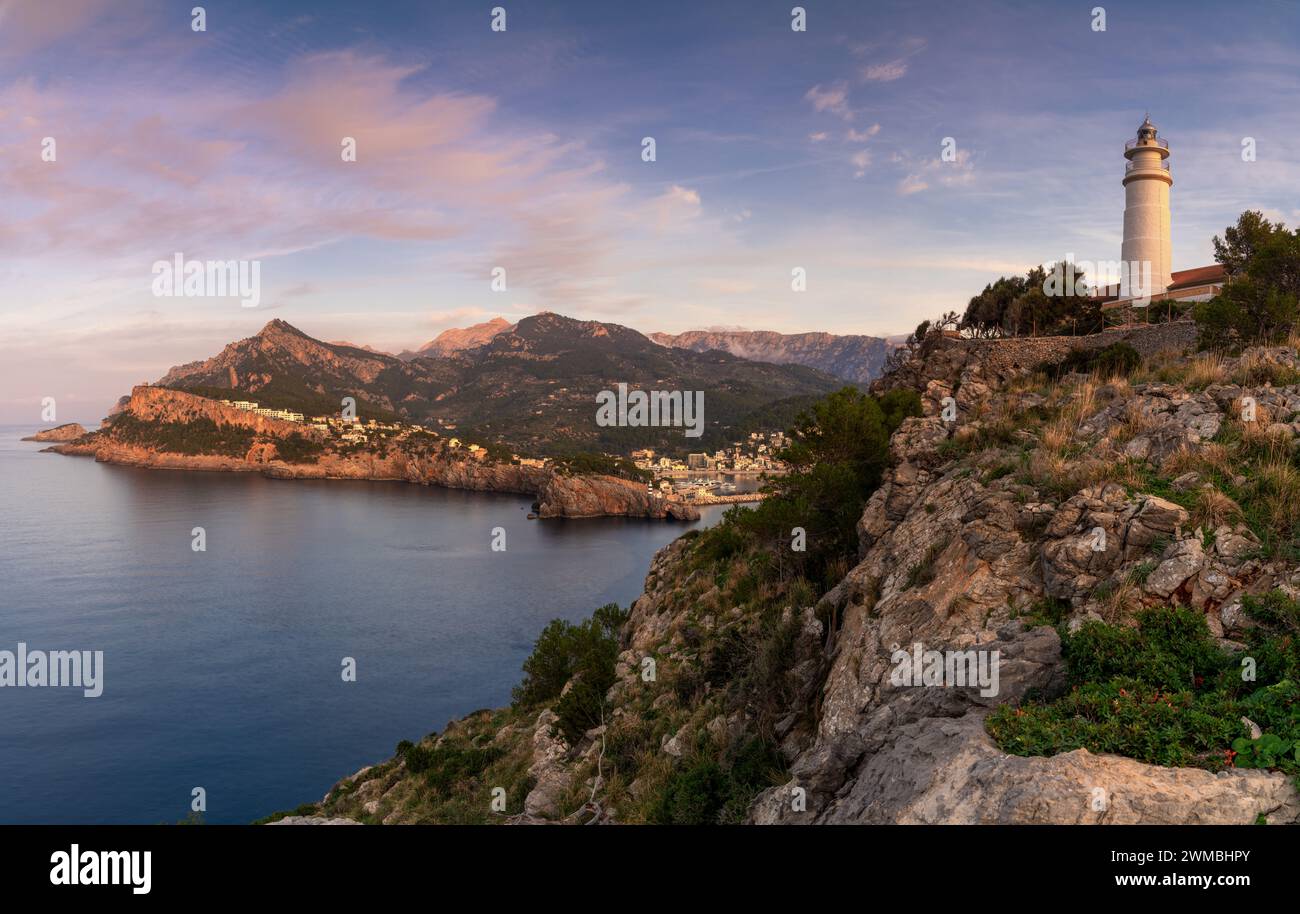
[862,60,909,82]
[804,82,855,121]
[897,148,976,196]
[846,124,881,143]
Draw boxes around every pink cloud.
[0,50,640,308]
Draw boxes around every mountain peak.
[413,316,516,358]
[257,318,307,338]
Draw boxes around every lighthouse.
[1120,115,1173,296]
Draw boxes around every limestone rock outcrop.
[536,473,699,520]
[749,323,1300,824]
[22,423,88,442]
[754,712,1298,824]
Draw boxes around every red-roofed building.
[1097,263,1226,314]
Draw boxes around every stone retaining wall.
[876,321,1198,396]
[958,321,1197,376]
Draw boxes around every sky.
[1,0,1298,422]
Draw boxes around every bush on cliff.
[705,385,920,590]
[551,451,651,483]
[609,385,921,821]
[513,602,628,743]
[989,599,1300,782]
[961,262,1103,338]
[1196,279,1299,351]
[108,413,254,457]
[273,432,325,463]
[649,737,785,825]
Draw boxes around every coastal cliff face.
[22,423,88,442]
[535,474,698,521]
[123,384,306,436]
[50,385,699,522]
[292,323,1300,826]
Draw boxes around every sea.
[0,425,727,823]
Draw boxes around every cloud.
[855,37,926,83]
[862,60,909,82]
[0,50,652,319]
[808,131,830,142]
[851,150,872,178]
[804,82,854,121]
[897,148,976,195]
[899,173,929,195]
[279,282,318,299]
[846,124,881,142]
[637,185,702,233]
[0,0,119,57]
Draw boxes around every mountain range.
[649,328,897,385]
[154,313,845,456]
[386,317,896,385]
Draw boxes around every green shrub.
[1020,596,1070,627]
[990,598,1300,783]
[513,602,628,743]
[108,413,254,457]
[551,451,651,483]
[405,744,435,774]
[274,431,325,463]
[695,386,920,590]
[1232,733,1296,769]
[649,738,783,825]
[1064,606,1229,692]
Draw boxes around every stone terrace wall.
[965,321,1197,376]
[876,321,1197,398]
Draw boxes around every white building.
[1121,115,1173,295]
[1101,117,1225,318]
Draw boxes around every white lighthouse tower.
[1120,115,1173,296]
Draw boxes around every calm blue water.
[0,426,722,824]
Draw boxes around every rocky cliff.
[535,473,698,521]
[752,323,1299,823]
[280,321,1300,825]
[50,386,698,522]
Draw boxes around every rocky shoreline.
[48,436,699,521]
[38,386,698,522]
[22,423,87,443]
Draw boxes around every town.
[631,430,788,503]
[218,399,510,458]
[219,398,784,502]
